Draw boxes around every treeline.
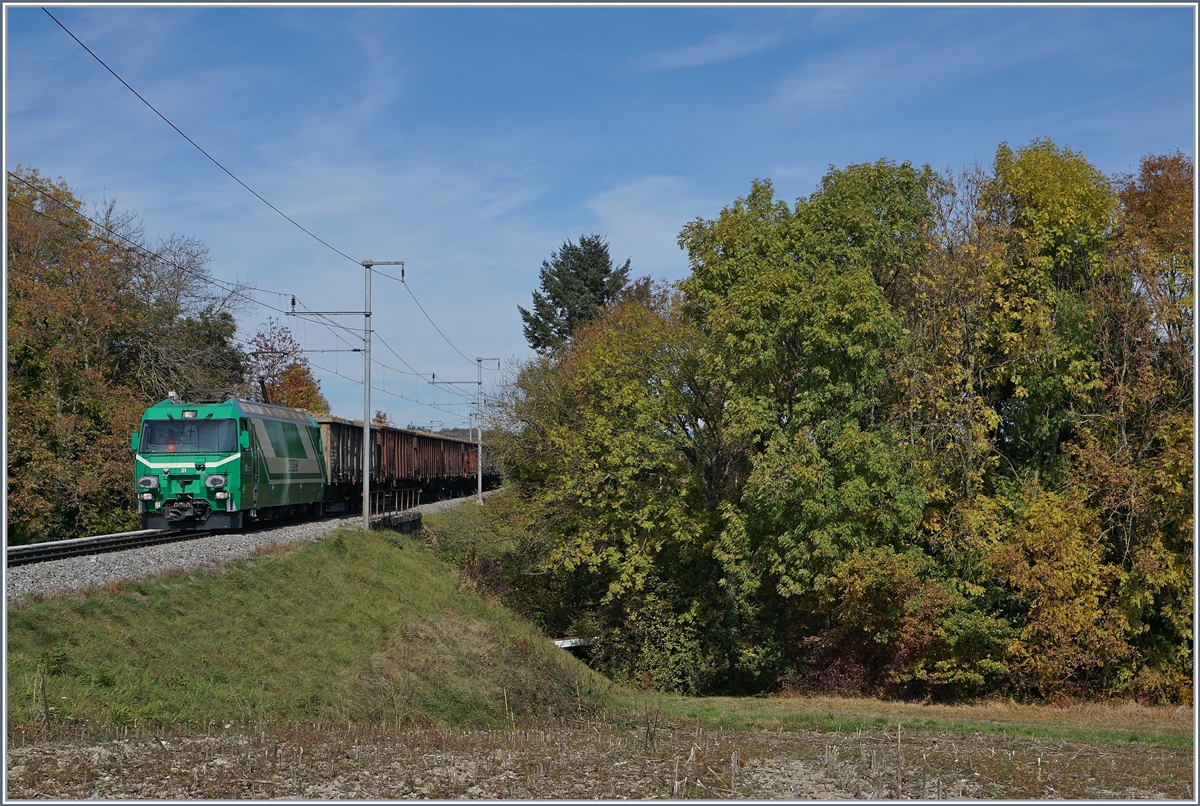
[494,139,1193,703]
[6,168,326,544]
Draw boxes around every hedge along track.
[6,528,216,567]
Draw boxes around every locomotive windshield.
[140,419,238,454]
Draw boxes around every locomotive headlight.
[214,491,230,500]
[204,474,227,489]
[137,476,159,490]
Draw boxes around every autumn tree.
[7,169,143,542]
[497,281,748,692]
[518,233,631,353]
[272,364,330,414]
[1071,151,1194,701]
[6,167,247,543]
[244,317,329,414]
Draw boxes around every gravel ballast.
[5,492,497,607]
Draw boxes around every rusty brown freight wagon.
[314,415,488,513]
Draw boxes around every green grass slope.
[7,527,611,733]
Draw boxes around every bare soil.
[7,714,1193,799]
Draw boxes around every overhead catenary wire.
[289,302,475,398]
[238,308,473,403]
[41,7,359,267]
[292,298,366,336]
[370,267,490,369]
[216,333,469,419]
[40,9,496,400]
[308,361,472,420]
[240,312,460,402]
[237,327,465,414]
[280,304,477,401]
[372,331,472,396]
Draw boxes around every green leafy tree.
[978,139,1115,480]
[518,233,630,352]
[680,171,936,694]
[498,282,753,692]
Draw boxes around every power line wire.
[285,301,472,399]
[40,9,494,383]
[373,331,462,388]
[236,295,468,401]
[42,7,360,267]
[308,360,472,419]
[14,172,479,408]
[370,267,481,368]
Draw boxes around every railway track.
[6,528,215,568]
[5,509,422,569]
[6,492,478,570]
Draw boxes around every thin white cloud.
[768,17,1101,119]
[586,176,717,281]
[773,49,884,113]
[343,14,409,120]
[68,7,203,74]
[640,31,787,71]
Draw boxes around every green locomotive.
[132,396,326,530]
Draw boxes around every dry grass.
[249,542,298,558]
[7,706,1193,800]
[96,579,136,597]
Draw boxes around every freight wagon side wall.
[317,418,363,485]
[316,415,479,501]
[376,428,418,482]
[415,433,437,480]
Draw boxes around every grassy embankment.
[7,524,612,736]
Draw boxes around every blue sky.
[5,4,1195,428]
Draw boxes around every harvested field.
[7,711,1193,800]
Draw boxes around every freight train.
[132,396,497,531]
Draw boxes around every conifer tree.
[519,233,630,352]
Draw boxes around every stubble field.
[7,700,1193,800]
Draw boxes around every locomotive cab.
[132,396,326,531]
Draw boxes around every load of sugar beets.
[132,392,499,530]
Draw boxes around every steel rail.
[7,490,483,568]
[6,528,215,568]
